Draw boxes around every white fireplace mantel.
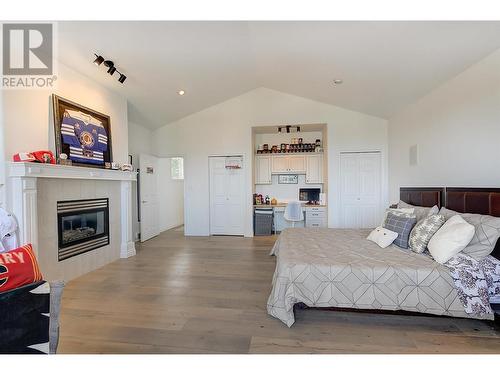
[6,162,137,259]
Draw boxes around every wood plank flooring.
[58,228,500,354]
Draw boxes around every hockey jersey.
[60,109,108,165]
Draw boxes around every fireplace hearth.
[57,198,109,261]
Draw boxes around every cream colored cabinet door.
[255,156,272,184]
[288,155,306,172]
[305,154,323,183]
[272,156,289,173]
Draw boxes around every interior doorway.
[138,154,185,242]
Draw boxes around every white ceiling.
[58,21,500,129]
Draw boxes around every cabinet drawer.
[306,211,326,219]
[306,218,327,228]
[305,207,326,213]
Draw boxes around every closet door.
[340,152,381,228]
[209,157,245,235]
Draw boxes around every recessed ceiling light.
[177,90,185,96]
[333,79,343,85]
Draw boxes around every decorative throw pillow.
[383,212,417,249]
[398,201,439,222]
[408,214,446,253]
[381,208,414,226]
[0,244,43,293]
[427,215,475,264]
[367,226,399,248]
[438,207,500,260]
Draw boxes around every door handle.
[142,200,148,203]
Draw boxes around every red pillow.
[0,244,43,293]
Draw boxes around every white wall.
[158,158,184,232]
[152,87,388,236]
[128,122,153,240]
[388,49,500,203]
[3,62,129,165]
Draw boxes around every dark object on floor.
[0,281,49,354]
[0,280,64,354]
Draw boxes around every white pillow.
[367,226,399,248]
[427,215,475,264]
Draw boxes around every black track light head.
[107,66,116,75]
[93,54,104,66]
[118,74,127,84]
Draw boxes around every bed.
[267,187,500,327]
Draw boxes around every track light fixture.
[93,54,104,66]
[93,53,127,84]
[277,125,301,133]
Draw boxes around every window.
[171,157,184,180]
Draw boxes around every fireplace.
[57,198,109,261]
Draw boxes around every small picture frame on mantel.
[278,175,298,184]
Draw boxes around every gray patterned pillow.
[409,214,446,254]
[439,207,500,259]
[398,200,439,222]
[383,212,417,249]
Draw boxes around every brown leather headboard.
[400,187,445,208]
[445,188,500,217]
[445,188,500,260]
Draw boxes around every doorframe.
[338,150,386,228]
[208,153,249,237]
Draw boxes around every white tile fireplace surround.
[5,162,136,281]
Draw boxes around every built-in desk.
[253,204,327,231]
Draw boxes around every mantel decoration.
[52,94,113,168]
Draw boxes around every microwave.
[299,188,320,203]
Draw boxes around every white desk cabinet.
[305,206,327,228]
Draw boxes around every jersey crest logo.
[79,131,95,148]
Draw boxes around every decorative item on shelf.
[111,162,120,170]
[263,144,269,153]
[271,145,278,153]
[271,198,277,205]
[265,195,270,205]
[315,139,322,152]
[104,162,112,169]
[13,150,56,164]
[12,152,36,163]
[52,94,112,169]
[256,145,263,154]
[278,175,298,184]
[121,163,133,171]
[254,194,263,205]
[58,153,72,166]
[280,143,286,153]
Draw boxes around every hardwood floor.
[58,228,500,354]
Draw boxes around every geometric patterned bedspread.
[267,228,494,327]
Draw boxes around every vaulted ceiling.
[58,21,500,129]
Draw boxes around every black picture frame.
[52,94,113,168]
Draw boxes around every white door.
[340,152,382,228]
[255,156,271,184]
[139,153,160,242]
[306,154,323,183]
[209,156,245,235]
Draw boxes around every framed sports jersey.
[52,94,113,168]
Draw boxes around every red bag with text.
[0,244,43,293]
